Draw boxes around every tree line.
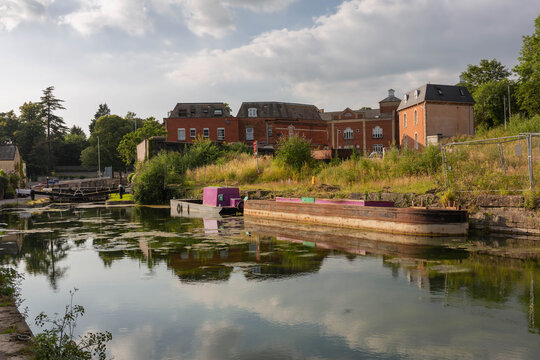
[0,89,165,180]
[459,14,540,128]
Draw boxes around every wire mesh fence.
[442,133,540,192]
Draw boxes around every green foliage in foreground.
[32,289,112,360]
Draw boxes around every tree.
[0,111,20,144]
[56,132,89,166]
[275,135,313,173]
[69,125,86,137]
[117,118,166,166]
[461,59,510,90]
[40,86,67,173]
[514,14,540,116]
[89,103,111,134]
[16,102,48,176]
[473,80,516,128]
[81,115,132,171]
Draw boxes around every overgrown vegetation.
[32,289,112,360]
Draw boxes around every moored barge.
[244,198,468,236]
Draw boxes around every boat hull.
[171,199,240,217]
[244,200,468,236]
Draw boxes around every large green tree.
[460,59,513,128]
[16,102,48,176]
[117,118,166,166]
[81,115,132,171]
[514,14,540,116]
[55,126,90,166]
[0,111,20,144]
[40,86,67,173]
[461,59,510,90]
[89,103,111,134]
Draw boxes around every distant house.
[236,102,328,150]
[397,84,475,150]
[0,144,24,176]
[320,89,401,154]
[163,103,238,144]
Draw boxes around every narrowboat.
[171,187,244,217]
[244,197,468,236]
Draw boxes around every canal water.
[1,206,540,359]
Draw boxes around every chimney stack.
[388,89,395,97]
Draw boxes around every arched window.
[343,127,354,140]
[414,109,418,126]
[414,132,418,150]
[372,126,383,139]
[403,113,407,128]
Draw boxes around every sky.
[1,0,539,134]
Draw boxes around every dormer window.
[459,88,465,96]
[437,88,443,96]
[414,89,420,99]
[214,109,222,116]
[403,94,409,103]
[248,108,257,117]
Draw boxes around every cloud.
[0,0,54,31]
[60,0,151,36]
[152,0,298,38]
[167,0,538,109]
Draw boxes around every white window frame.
[190,128,196,138]
[217,128,225,141]
[246,127,254,140]
[373,144,383,153]
[203,128,209,138]
[214,109,223,116]
[343,127,354,140]
[248,108,257,117]
[372,126,383,139]
[403,113,407,128]
[178,128,186,141]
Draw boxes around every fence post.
[498,143,506,175]
[441,145,450,190]
[528,134,534,189]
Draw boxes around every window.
[414,109,418,126]
[372,126,383,139]
[414,132,418,150]
[414,89,420,99]
[373,144,383,153]
[403,114,407,128]
[356,129,360,133]
[203,128,209,138]
[217,128,225,141]
[268,126,273,137]
[403,94,409,103]
[345,113,352,117]
[214,109,223,116]
[246,127,254,140]
[178,128,186,141]
[178,109,187,117]
[190,128,196,138]
[459,88,465,96]
[343,127,354,140]
[248,108,257,117]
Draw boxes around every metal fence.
[442,133,540,192]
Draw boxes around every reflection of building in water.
[0,232,24,256]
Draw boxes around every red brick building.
[164,103,239,143]
[397,84,475,150]
[320,89,400,155]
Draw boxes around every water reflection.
[0,206,540,359]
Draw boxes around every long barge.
[244,199,468,236]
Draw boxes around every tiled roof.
[0,145,17,161]
[236,102,322,120]
[169,103,231,118]
[397,84,475,111]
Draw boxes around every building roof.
[168,103,231,118]
[0,145,17,161]
[397,84,475,111]
[379,89,401,103]
[236,102,322,120]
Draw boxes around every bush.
[32,289,112,360]
[275,135,314,173]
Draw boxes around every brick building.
[320,89,400,154]
[397,84,475,150]
[235,102,328,150]
[164,103,238,143]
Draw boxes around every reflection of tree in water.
[21,233,70,290]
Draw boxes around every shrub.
[32,289,112,360]
[275,135,314,173]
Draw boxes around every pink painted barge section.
[275,197,394,207]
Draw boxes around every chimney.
[388,89,395,97]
